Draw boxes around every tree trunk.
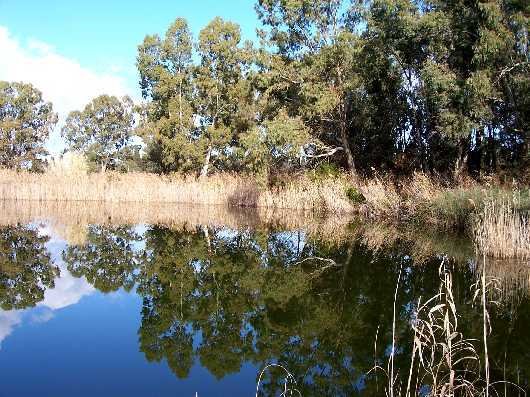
[339,124,357,180]
[335,67,357,180]
[200,146,212,178]
[453,138,468,180]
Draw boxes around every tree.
[194,17,255,177]
[131,2,528,179]
[62,95,136,172]
[255,0,363,178]
[137,18,197,173]
[239,110,312,174]
[0,81,57,171]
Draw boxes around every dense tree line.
[1,0,528,179]
[137,0,529,179]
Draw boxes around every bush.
[346,186,366,204]
[312,163,341,180]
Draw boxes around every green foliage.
[137,17,256,176]
[239,111,311,173]
[346,186,366,204]
[0,81,57,171]
[137,18,197,173]
[62,95,137,172]
[413,186,530,230]
[313,163,341,179]
[131,2,528,178]
[3,0,529,179]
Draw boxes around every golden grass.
[47,152,89,176]
[476,256,530,310]
[358,175,402,217]
[474,200,530,260]
[0,169,355,214]
[2,168,528,258]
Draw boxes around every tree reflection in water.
[0,221,528,395]
[55,223,530,396]
[0,224,58,310]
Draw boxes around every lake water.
[0,202,528,396]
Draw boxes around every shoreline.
[1,169,528,259]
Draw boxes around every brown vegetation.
[0,199,355,246]
[474,200,530,260]
[1,168,529,259]
[0,169,355,214]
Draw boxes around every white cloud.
[0,26,136,154]
[0,265,95,347]
[39,263,95,310]
[0,310,23,348]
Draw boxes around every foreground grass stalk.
[481,254,490,397]
[370,258,523,396]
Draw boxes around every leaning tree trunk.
[339,123,358,181]
[200,146,212,178]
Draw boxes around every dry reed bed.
[474,200,530,260]
[3,168,529,259]
[0,169,355,214]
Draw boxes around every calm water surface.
[0,204,529,396]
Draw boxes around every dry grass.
[358,176,402,217]
[474,200,530,260]
[0,169,355,214]
[475,256,530,311]
[2,168,528,258]
[372,261,523,396]
[47,152,89,176]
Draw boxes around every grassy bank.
[1,168,528,258]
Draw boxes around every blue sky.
[0,0,260,153]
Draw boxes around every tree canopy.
[0,81,57,171]
[62,95,137,172]
[3,0,528,180]
[133,1,528,179]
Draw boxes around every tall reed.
[474,200,530,260]
[370,260,523,396]
[0,169,355,214]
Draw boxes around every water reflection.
[0,224,58,310]
[0,204,529,395]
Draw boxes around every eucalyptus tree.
[239,110,312,174]
[362,0,530,176]
[0,81,57,171]
[255,0,363,178]
[195,17,256,176]
[61,95,136,172]
[137,18,197,172]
